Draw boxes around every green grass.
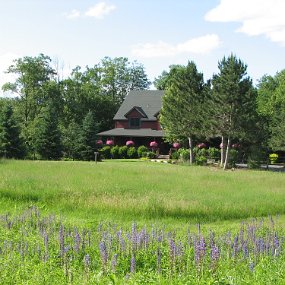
[1,159,285,227]
[1,159,285,284]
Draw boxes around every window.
[129,118,140,128]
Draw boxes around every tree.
[160,62,207,164]
[34,102,62,160]
[211,55,256,169]
[79,111,98,161]
[0,104,24,158]
[2,54,56,125]
[257,70,285,151]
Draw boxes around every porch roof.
[97,128,164,138]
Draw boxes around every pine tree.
[160,62,206,164]
[211,55,256,169]
[0,104,24,158]
[79,111,98,161]
[35,102,62,160]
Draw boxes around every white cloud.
[131,34,221,58]
[205,0,285,46]
[85,2,116,19]
[65,9,81,19]
[64,2,116,20]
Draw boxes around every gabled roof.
[113,90,164,121]
[124,106,147,118]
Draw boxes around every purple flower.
[211,244,220,262]
[84,254,91,268]
[99,241,108,266]
[130,254,136,273]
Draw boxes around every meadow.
[1,159,285,284]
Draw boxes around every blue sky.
[1,0,285,95]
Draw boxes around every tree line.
[0,54,150,160]
[157,54,285,169]
[0,53,284,167]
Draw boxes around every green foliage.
[178,148,190,161]
[195,155,207,166]
[99,146,111,159]
[208,147,220,160]
[146,151,156,159]
[78,111,98,161]
[137,145,149,158]
[34,103,62,160]
[211,54,256,169]
[118,145,128,159]
[127,146,138,158]
[110,145,120,159]
[0,104,24,158]
[159,62,207,163]
[269,153,278,164]
[228,149,239,167]
[170,150,180,160]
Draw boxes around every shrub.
[110,145,120,159]
[228,149,239,167]
[127,147,138,159]
[195,155,207,166]
[137,145,149,158]
[99,146,111,159]
[118,146,128,159]
[208,147,220,160]
[170,150,180,160]
[269,153,278,164]
[178,148,190,161]
[146,151,156,159]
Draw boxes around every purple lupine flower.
[211,244,220,262]
[99,241,108,267]
[84,254,91,268]
[74,230,81,253]
[232,235,239,257]
[242,243,249,258]
[111,254,118,272]
[130,254,136,273]
[59,224,65,257]
[169,238,176,264]
[249,261,255,272]
[194,236,206,264]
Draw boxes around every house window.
[129,118,140,128]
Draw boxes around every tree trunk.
[188,137,193,164]
[223,137,231,170]
[220,136,225,167]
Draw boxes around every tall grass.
[0,160,285,224]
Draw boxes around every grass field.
[1,159,285,284]
[1,159,285,225]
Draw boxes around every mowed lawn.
[0,159,285,226]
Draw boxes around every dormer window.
[129,118,140,128]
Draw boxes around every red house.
[97,90,169,153]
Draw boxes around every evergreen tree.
[160,62,206,164]
[211,55,256,169]
[79,111,98,161]
[35,102,62,160]
[0,104,24,158]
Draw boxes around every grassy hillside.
[1,159,284,225]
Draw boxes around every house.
[97,90,170,153]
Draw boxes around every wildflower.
[130,254,136,273]
[84,254,91,268]
[211,244,220,262]
[111,254,118,272]
[99,241,108,266]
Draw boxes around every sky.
[1,0,285,96]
